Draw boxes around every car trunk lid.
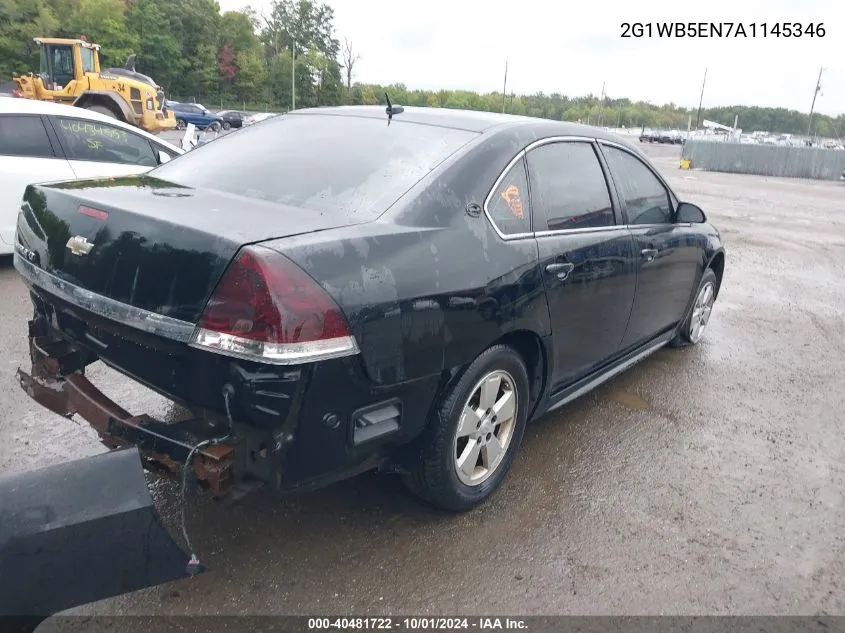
[17,175,356,324]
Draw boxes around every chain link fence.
[682,140,845,181]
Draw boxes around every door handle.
[545,262,575,281]
[641,248,658,263]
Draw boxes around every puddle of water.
[611,390,651,411]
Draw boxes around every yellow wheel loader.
[12,37,176,134]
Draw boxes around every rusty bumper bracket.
[18,334,235,497]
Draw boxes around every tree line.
[1,0,842,138]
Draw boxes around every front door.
[525,140,637,390]
[598,142,702,349]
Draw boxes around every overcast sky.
[218,0,844,116]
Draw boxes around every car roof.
[0,97,182,153]
[290,105,626,142]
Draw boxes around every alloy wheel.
[453,370,518,486]
[689,281,715,343]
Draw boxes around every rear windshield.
[152,113,478,220]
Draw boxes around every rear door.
[598,141,701,349]
[524,138,637,390]
[47,114,162,179]
[0,114,75,251]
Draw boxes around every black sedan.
[14,106,725,512]
[216,109,248,129]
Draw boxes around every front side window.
[54,117,158,167]
[0,115,54,158]
[602,146,673,225]
[526,141,615,231]
[486,158,531,236]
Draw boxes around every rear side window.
[486,159,531,236]
[0,116,54,158]
[151,114,478,221]
[526,141,615,231]
[53,117,158,167]
[602,146,673,225]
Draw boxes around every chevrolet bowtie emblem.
[66,235,94,256]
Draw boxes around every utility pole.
[502,60,508,113]
[597,81,605,126]
[695,67,707,128]
[807,66,824,138]
[291,38,296,111]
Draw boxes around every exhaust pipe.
[0,447,196,622]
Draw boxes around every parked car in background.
[244,111,279,126]
[168,101,224,131]
[14,106,724,512]
[639,130,658,143]
[0,98,182,255]
[216,110,248,129]
[657,130,682,144]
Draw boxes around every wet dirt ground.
[1,142,844,620]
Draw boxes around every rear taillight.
[191,245,359,364]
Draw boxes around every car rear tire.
[222,121,231,130]
[176,119,186,130]
[85,104,117,119]
[403,345,530,512]
[669,267,718,347]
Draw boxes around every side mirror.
[676,202,706,224]
[158,150,172,164]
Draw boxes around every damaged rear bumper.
[17,318,235,497]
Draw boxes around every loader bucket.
[0,447,195,619]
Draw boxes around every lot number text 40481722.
[621,22,826,38]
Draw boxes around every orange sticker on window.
[500,184,524,220]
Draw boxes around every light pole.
[807,66,824,138]
[502,60,508,113]
[291,38,296,111]
[597,81,605,126]
[695,67,707,129]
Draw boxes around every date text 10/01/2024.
[308,618,528,630]
[621,22,826,38]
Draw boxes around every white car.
[244,112,279,126]
[0,98,183,255]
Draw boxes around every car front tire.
[176,119,186,130]
[209,121,222,132]
[404,344,530,512]
[222,121,231,130]
[670,267,718,347]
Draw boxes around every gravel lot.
[1,142,844,622]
